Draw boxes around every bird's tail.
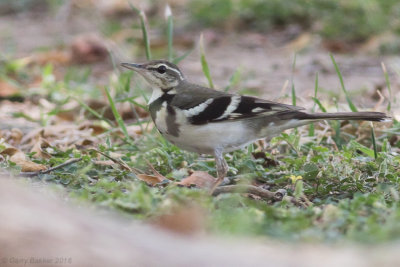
[300,112,390,122]
[257,111,390,139]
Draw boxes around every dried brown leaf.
[0,147,20,156]
[126,125,145,135]
[137,174,164,186]
[9,151,26,162]
[10,128,23,145]
[5,149,47,172]
[79,139,95,146]
[0,128,23,146]
[177,171,215,189]
[31,137,52,159]
[79,123,107,135]
[14,159,47,172]
[92,160,116,166]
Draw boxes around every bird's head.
[121,60,184,91]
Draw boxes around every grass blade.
[126,98,148,110]
[199,33,214,88]
[312,97,327,113]
[381,62,392,111]
[291,53,297,106]
[330,54,358,112]
[349,140,375,158]
[104,86,133,143]
[312,72,319,112]
[291,83,296,106]
[128,2,151,60]
[332,98,343,147]
[224,67,241,92]
[127,1,139,13]
[309,72,319,136]
[74,97,113,126]
[173,48,194,64]
[371,123,378,160]
[140,11,152,60]
[165,4,173,61]
[292,83,296,106]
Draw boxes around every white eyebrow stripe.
[151,63,184,80]
[166,66,184,80]
[183,98,213,117]
[215,96,241,120]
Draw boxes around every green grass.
[330,54,358,112]
[1,6,400,244]
[188,0,400,44]
[200,34,215,88]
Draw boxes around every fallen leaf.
[13,159,47,172]
[56,109,77,121]
[0,147,19,156]
[126,125,146,135]
[177,171,215,189]
[31,137,52,159]
[92,160,116,166]
[9,128,23,145]
[79,123,107,135]
[9,151,26,162]
[2,148,47,172]
[137,174,164,186]
[78,138,95,146]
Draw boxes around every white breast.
[155,107,257,154]
[153,102,169,133]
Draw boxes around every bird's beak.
[120,62,144,71]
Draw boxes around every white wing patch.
[183,98,213,117]
[216,95,241,120]
[251,107,266,113]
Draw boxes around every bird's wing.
[171,91,304,125]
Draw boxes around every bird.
[121,59,390,191]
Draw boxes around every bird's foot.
[209,175,225,195]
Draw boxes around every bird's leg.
[209,147,228,193]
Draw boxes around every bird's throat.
[148,88,164,105]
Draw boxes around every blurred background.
[1,0,399,110]
[1,2,400,262]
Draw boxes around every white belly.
[170,121,257,154]
[154,107,257,154]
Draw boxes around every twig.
[20,158,83,177]
[89,148,134,172]
[221,173,259,186]
[212,185,307,207]
[144,159,169,180]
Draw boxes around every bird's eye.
[157,65,167,74]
